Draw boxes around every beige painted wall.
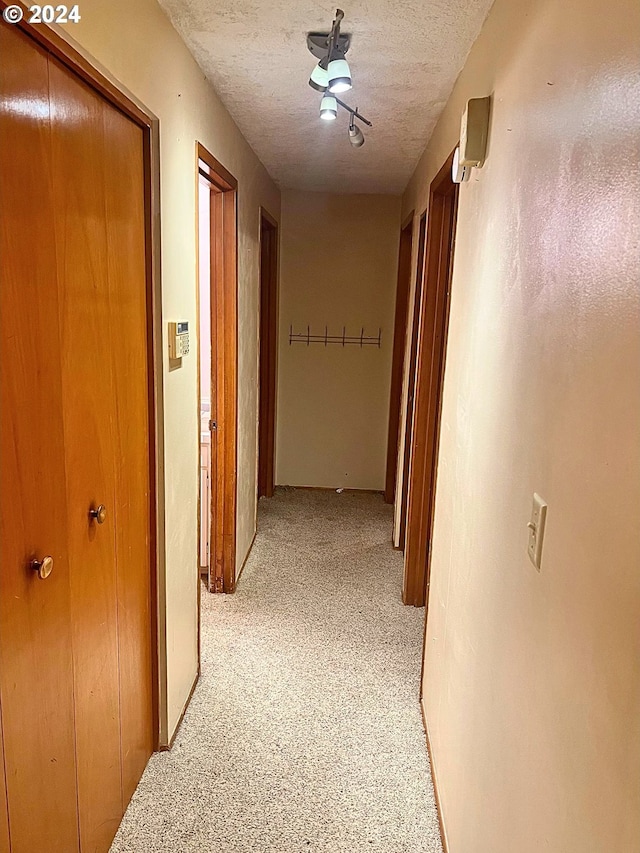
[60,0,280,742]
[276,191,401,491]
[400,0,640,849]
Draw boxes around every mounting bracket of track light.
[307,32,351,60]
[307,7,351,60]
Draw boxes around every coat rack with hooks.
[288,325,382,348]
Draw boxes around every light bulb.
[320,95,338,121]
[328,56,352,93]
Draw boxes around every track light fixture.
[306,9,371,148]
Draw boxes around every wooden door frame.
[397,210,428,551]
[403,151,459,607]
[258,208,279,499]
[196,143,238,594]
[384,211,415,504]
[1,0,165,747]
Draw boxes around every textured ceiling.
[157,0,495,194]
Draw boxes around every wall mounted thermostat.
[459,96,491,167]
[169,321,190,359]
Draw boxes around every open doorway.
[403,151,459,607]
[198,174,212,584]
[385,212,414,506]
[196,143,238,594]
[258,209,279,499]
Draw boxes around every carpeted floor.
[110,488,443,852]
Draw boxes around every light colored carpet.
[111,488,443,852]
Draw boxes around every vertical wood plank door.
[403,200,445,606]
[220,191,238,591]
[1,20,154,853]
[403,154,458,608]
[49,57,123,852]
[103,101,154,807]
[209,189,223,593]
[0,24,80,853]
[198,147,238,595]
[209,187,239,594]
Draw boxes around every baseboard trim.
[162,668,199,751]
[234,529,257,590]
[420,697,450,853]
[276,484,384,495]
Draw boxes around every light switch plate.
[527,493,547,571]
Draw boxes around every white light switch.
[527,493,547,571]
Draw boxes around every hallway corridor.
[110,490,442,852]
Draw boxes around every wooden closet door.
[103,101,154,806]
[0,25,80,853]
[49,58,123,852]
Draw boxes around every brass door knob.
[32,555,54,580]
[89,504,107,524]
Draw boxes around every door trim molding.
[258,207,279,499]
[384,210,415,504]
[403,151,459,607]
[260,207,278,228]
[396,209,428,551]
[0,2,154,130]
[196,142,238,594]
[1,0,166,747]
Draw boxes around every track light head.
[348,116,365,147]
[308,57,329,92]
[320,95,338,121]
[327,50,352,93]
